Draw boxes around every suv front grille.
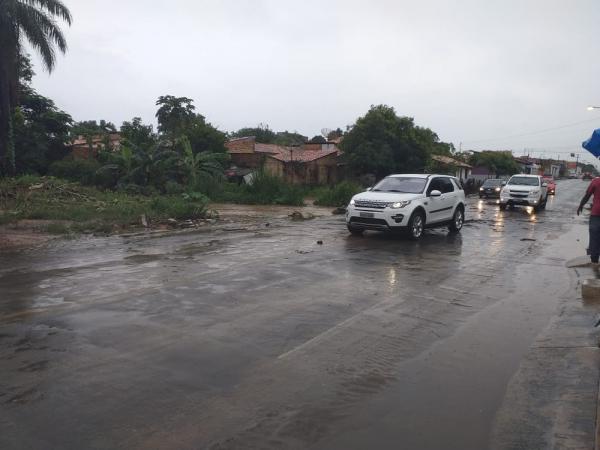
[509,190,529,198]
[354,200,388,209]
[349,217,389,229]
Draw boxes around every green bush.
[240,171,305,206]
[313,181,363,207]
[118,183,143,195]
[0,177,211,229]
[93,164,121,189]
[149,193,209,219]
[12,174,42,186]
[48,159,101,185]
[190,170,304,206]
[190,175,226,199]
[164,180,184,195]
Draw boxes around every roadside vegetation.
[311,181,363,207]
[0,176,209,233]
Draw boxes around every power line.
[462,117,600,144]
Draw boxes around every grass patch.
[198,171,305,206]
[312,181,363,207]
[45,222,72,235]
[0,176,209,230]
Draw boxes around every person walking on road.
[577,177,600,263]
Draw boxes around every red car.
[542,176,556,195]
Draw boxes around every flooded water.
[0,179,598,449]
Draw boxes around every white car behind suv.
[346,174,466,239]
[499,174,548,211]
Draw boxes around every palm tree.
[0,0,72,173]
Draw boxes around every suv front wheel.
[534,196,546,212]
[407,211,425,240]
[449,206,464,233]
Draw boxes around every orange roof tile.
[267,148,340,163]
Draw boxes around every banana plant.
[180,136,228,186]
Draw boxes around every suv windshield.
[372,177,427,193]
[482,179,503,187]
[508,176,539,186]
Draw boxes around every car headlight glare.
[479,187,484,191]
[390,200,411,209]
[495,187,500,191]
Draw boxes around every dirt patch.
[0,224,56,251]
[0,204,336,251]
[210,203,333,221]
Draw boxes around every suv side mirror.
[365,187,373,191]
[501,181,507,186]
[542,182,548,187]
[430,190,442,197]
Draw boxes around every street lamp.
[587,106,600,110]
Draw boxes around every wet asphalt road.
[1,179,599,450]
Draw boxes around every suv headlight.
[349,199,355,206]
[479,187,484,191]
[494,187,501,192]
[530,190,540,196]
[390,200,411,209]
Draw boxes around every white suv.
[346,174,466,239]
[499,174,548,211]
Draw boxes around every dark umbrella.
[582,128,600,158]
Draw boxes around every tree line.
[3,49,462,191]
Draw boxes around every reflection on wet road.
[0,179,597,449]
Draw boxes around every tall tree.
[120,117,155,149]
[13,85,72,174]
[155,95,196,136]
[0,0,72,173]
[341,105,448,177]
[155,95,226,155]
[470,151,518,176]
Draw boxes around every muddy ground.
[1,179,599,449]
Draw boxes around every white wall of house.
[455,167,471,180]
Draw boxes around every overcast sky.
[29,0,600,165]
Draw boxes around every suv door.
[425,177,455,223]
[439,177,457,220]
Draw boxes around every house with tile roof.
[69,133,122,159]
[430,154,472,181]
[225,136,343,184]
